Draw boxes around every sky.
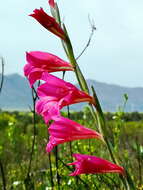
[0,0,143,87]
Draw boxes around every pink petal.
[24,51,73,86]
[49,117,102,139]
[36,98,60,123]
[46,117,102,152]
[23,63,34,77]
[35,73,94,122]
[27,68,44,87]
[37,73,93,104]
[26,51,73,71]
[42,102,61,123]
[37,82,67,100]
[68,154,125,176]
[46,136,65,152]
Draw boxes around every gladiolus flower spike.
[46,117,103,152]
[24,51,73,86]
[30,8,66,40]
[35,73,95,123]
[68,154,125,176]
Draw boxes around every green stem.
[48,153,54,189]
[27,88,37,177]
[0,57,4,95]
[63,32,89,94]
[55,146,60,190]
[67,106,73,161]
[25,87,37,190]
[0,158,6,190]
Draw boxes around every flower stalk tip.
[48,0,56,8]
[30,8,66,40]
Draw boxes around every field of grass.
[0,109,143,189]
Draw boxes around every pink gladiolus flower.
[68,154,125,176]
[30,8,66,40]
[24,51,73,86]
[46,117,102,152]
[36,73,95,123]
[49,0,56,8]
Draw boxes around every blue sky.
[0,0,143,87]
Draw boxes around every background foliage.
[0,109,143,189]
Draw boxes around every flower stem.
[55,146,60,189]
[27,88,37,177]
[0,57,4,95]
[48,153,54,189]
[0,158,6,190]
[25,87,37,190]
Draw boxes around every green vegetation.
[0,110,143,189]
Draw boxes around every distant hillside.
[0,73,143,112]
[83,80,143,112]
[0,74,32,110]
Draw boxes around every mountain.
[0,74,32,110]
[83,80,143,112]
[0,73,143,112]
